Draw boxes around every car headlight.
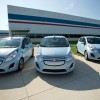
[66,52,73,61]
[5,51,17,62]
[88,45,97,52]
[36,54,42,61]
[89,45,95,50]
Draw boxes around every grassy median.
[69,41,82,56]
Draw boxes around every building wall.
[8,5,100,37]
[0,30,9,38]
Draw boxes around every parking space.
[0,48,100,100]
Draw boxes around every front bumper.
[0,58,19,73]
[35,57,75,74]
[88,50,100,60]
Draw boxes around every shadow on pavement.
[0,57,38,90]
[39,59,100,91]
[0,58,100,91]
[89,59,100,64]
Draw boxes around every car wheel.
[84,51,89,60]
[31,49,34,57]
[18,58,24,71]
[76,47,79,53]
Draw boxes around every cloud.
[65,2,75,10]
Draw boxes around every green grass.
[69,41,82,56]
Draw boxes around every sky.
[0,0,100,30]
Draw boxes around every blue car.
[77,36,100,60]
[35,36,75,74]
[0,37,34,73]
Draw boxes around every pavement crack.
[20,72,30,100]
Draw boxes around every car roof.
[3,37,26,40]
[44,36,66,38]
[81,36,100,38]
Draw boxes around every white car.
[34,36,75,74]
[0,37,34,73]
[77,36,100,60]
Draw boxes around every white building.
[8,5,100,41]
[0,30,9,38]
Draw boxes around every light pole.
[9,29,12,37]
[5,24,11,37]
[8,24,12,37]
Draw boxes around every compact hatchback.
[0,37,33,73]
[35,36,75,74]
[77,36,100,60]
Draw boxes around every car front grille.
[43,56,66,66]
[43,69,66,72]
[44,60,65,66]
[43,56,66,60]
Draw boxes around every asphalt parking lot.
[0,48,100,100]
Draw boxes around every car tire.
[84,51,89,60]
[18,58,24,71]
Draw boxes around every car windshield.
[0,38,21,48]
[40,38,69,47]
[87,38,100,44]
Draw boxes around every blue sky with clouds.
[0,0,100,30]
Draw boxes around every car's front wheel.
[18,58,24,71]
[84,51,89,60]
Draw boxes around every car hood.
[0,48,18,57]
[90,44,100,49]
[38,47,71,57]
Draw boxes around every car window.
[40,38,69,47]
[27,38,31,44]
[81,38,86,45]
[79,38,83,42]
[82,38,86,43]
[0,39,21,48]
[87,38,100,44]
[21,38,28,48]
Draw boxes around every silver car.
[77,36,100,60]
[35,36,75,74]
[0,37,34,73]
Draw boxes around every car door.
[77,38,82,53]
[21,38,29,62]
[81,38,86,55]
[26,38,33,58]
